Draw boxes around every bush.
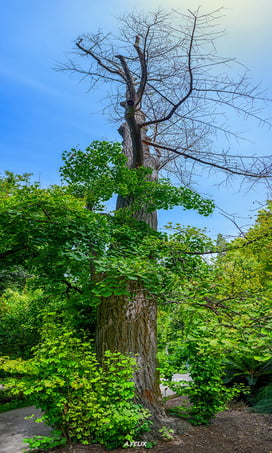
[1,323,150,450]
[167,341,241,425]
[223,355,272,409]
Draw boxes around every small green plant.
[159,426,174,440]
[23,432,66,450]
[1,322,151,450]
[145,441,156,448]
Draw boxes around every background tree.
[157,208,272,412]
[158,209,272,362]
[60,8,272,420]
[156,213,272,422]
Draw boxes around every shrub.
[167,341,241,425]
[157,347,188,380]
[1,323,150,450]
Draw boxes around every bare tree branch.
[142,139,272,178]
[134,34,148,104]
[141,10,197,128]
[76,38,126,80]
[60,7,272,194]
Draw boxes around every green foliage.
[0,177,106,336]
[158,426,174,440]
[2,142,272,442]
[1,322,150,450]
[0,385,31,413]
[0,171,33,195]
[157,226,218,381]
[23,432,66,450]
[0,398,31,413]
[0,143,214,315]
[60,141,128,210]
[60,141,214,215]
[251,383,272,413]
[0,146,215,352]
[0,289,43,359]
[167,340,239,425]
[0,267,30,296]
[223,356,272,388]
[158,203,272,422]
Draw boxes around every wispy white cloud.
[0,66,65,98]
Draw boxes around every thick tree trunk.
[96,280,163,416]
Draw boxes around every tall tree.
[60,8,271,423]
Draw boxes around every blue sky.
[1,0,272,239]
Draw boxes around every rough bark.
[96,281,163,416]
